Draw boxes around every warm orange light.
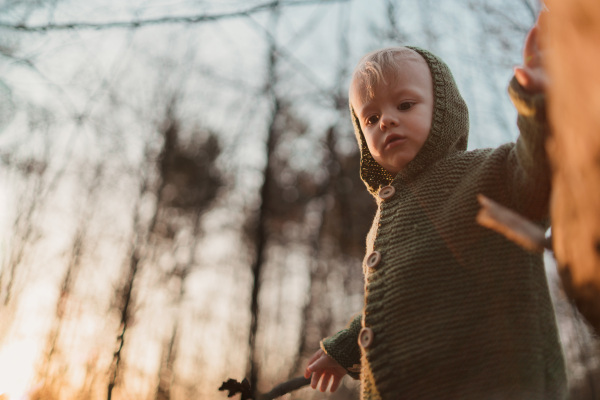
[0,339,38,400]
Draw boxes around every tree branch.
[219,376,311,400]
[0,0,347,32]
[476,194,551,253]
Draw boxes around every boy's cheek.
[363,132,378,155]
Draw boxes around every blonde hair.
[351,47,425,101]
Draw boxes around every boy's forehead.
[350,51,431,104]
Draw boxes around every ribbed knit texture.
[323,47,567,400]
[321,315,363,379]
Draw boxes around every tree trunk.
[247,4,280,396]
[544,0,600,334]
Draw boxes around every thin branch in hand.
[219,376,311,400]
[476,194,551,253]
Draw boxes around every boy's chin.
[383,167,402,176]
[383,156,417,175]
[383,162,407,176]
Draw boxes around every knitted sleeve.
[505,76,551,219]
[320,314,362,379]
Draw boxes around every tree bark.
[247,4,280,396]
[544,0,600,334]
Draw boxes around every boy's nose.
[380,113,399,130]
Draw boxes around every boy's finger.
[307,349,321,365]
[514,67,529,88]
[307,359,321,374]
[514,66,546,93]
[528,25,539,47]
[319,373,331,392]
[310,371,321,389]
[330,376,342,393]
[523,25,543,66]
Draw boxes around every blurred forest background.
[0,0,598,399]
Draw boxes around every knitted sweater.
[321,47,567,400]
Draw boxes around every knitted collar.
[351,46,470,196]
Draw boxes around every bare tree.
[35,164,104,398]
[245,3,282,396]
[106,97,223,399]
[0,0,348,32]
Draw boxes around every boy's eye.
[365,115,379,126]
[399,102,414,110]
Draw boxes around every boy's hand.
[304,348,347,393]
[514,13,548,93]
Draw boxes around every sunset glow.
[0,338,38,400]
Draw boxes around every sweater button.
[366,251,381,269]
[379,185,395,200]
[359,327,374,348]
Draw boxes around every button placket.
[379,185,395,200]
[366,251,381,269]
[359,327,374,348]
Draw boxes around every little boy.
[304,19,567,400]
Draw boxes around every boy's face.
[350,54,433,175]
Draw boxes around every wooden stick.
[476,194,551,253]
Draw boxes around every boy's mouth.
[384,134,407,149]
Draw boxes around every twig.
[476,194,551,253]
[219,376,311,400]
[0,0,348,32]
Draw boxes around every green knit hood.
[351,47,469,195]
